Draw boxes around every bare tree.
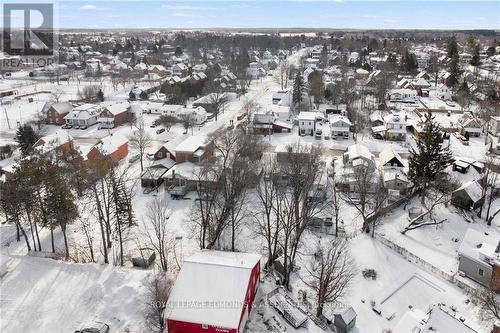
[303,239,357,317]
[78,85,100,101]
[340,163,388,235]
[180,113,196,135]
[403,176,459,234]
[203,81,230,121]
[475,288,500,321]
[144,198,175,271]
[255,157,281,267]
[275,143,326,288]
[130,121,152,172]
[145,271,173,333]
[50,89,63,103]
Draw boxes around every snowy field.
[0,254,150,333]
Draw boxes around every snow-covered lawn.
[0,254,151,333]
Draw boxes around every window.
[478,268,484,276]
[158,152,162,158]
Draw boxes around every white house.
[378,147,410,194]
[64,104,101,128]
[329,115,351,139]
[387,89,418,103]
[178,106,208,125]
[298,112,318,136]
[383,112,407,141]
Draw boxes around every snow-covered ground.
[1,46,498,333]
[0,254,150,333]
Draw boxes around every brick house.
[173,135,213,163]
[98,102,130,129]
[44,102,73,125]
[33,130,74,159]
[87,134,128,163]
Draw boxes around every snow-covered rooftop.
[165,250,261,329]
[174,135,208,153]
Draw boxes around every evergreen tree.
[45,163,79,260]
[409,111,454,197]
[319,43,328,69]
[446,55,460,89]
[15,124,38,156]
[97,88,104,102]
[401,49,418,73]
[456,80,471,111]
[470,44,481,67]
[447,36,459,58]
[292,73,304,106]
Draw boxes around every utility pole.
[1,99,11,129]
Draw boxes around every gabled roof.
[378,146,405,166]
[459,228,499,266]
[103,102,129,116]
[94,134,127,156]
[453,180,483,203]
[174,135,208,153]
[346,143,373,161]
[45,102,73,115]
[165,250,261,329]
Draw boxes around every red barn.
[165,251,261,333]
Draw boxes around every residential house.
[192,93,228,115]
[178,106,208,125]
[298,112,318,136]
[172,63,188,76]
[165,251,261,333]
[140,161,173,188]
[148,64,167,77]
[44,102,73,125]
[87,134,128,164]
[458,228,499,292]
[329,115,351,139]
[98,102,130,129]
[33,130,74,159]
[489,116,500,136]
[451,180,484,211]
[459,114,482,138]
[384,112,407,141]
[387,89,418,103]
[343,144,375,169]
[64,104,101,128]
[249,110,292,134]
[378,147,410,194]
[173,135,213,163]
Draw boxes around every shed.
[334,306,357,333]
[451,180,484,211]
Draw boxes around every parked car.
[128,154,140,164]
[315,129,322,140]
[61,124,72,129]
[80,125,88,130]
[156,128,165,134]
[150,123,157,128]
[460,136,469,145]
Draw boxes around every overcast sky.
[2,1,500,30]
